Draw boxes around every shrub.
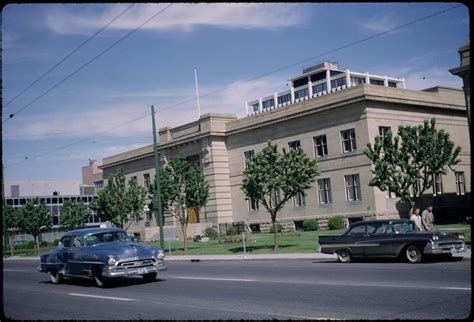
[39,241,48,247]
[27,240,36,249]
[53,239,60,246]
[269,223,283,233]
[303,218,319,231]
[226,226,237,236]
[328,215,346,230]
[204,227,219,240]
[224,235,242,243]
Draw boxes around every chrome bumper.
[424,241,466,255]
[102,260,167,278]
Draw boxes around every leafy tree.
[150,154,209,252]
[59,200,90,232]
[90,169,147,230]
[241,142,319,249]
[16,199,52,255]
[4,204,19,256]
[364,118,461,215]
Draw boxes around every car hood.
[84,242,158,260]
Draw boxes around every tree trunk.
[181,224,188,252]
[34,236,39,256]
[9,233,15,257]
[272,214,279,250]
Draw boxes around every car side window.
[71,235,82,247]
[367,223,388,235]
[61,236,71,248]
[347,225,366,236]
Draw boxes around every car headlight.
[432,235,439,241]
[107,256,118,266]
[156,249,165,260]
[458,233,465,240]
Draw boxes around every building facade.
[100,62,470,240]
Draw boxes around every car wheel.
[92,267,107,287]
[143,273,157,282]
[405,245,422,263]
[337,249,352,263]
[49,269,63,284]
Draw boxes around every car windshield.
[84,231,131,246]
[389,222,419,233]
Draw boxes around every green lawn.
[3,224,470,257]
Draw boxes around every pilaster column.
[365,72,370,85]
[326,69,331,92]
[345,69,351,88]
[290,87,295,102]
[384,76,389,87]
[258,97,263,112]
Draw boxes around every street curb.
[4,252,470,262]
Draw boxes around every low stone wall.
[143,223,212,242]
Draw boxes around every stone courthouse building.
[100,61,471,240]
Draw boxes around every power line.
[3,4,462,168]
[4,112,151,169]
[3,3,174,125]
[3,4,136,110]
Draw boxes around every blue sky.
[2,3,469,181]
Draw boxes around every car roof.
[350,219,411,226]
[63,227,125,237]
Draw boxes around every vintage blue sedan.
[37,227,167,287]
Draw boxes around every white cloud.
[3,75,286,140]
[359,14,400,33]
[46,3,307,35]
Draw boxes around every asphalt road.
[2,258,471,320]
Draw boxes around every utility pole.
[151,105,165,250]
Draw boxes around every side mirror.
[57,241,63,248]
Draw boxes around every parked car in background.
[38,227,167,287]
[319,219,465,263]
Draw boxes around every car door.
[63,235,83,275]
[363,222,389,256]
[343,224,366,256]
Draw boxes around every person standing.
[410,208,423,231]
[422,204,435,231]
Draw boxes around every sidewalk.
[4,248,470,261]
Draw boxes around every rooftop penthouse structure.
[245,61,406,116]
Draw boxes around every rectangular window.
[388,81,397,88]
[293,190,306,207]
[313,135,328,157]
[386,188,396,199]
[244,150,255,166]
[433,173,443,196]
[271,188,281,207]
[144,173,151,189]
[409,180,421,198]
[312,82,327,94]
[251,102,260,112]
[331,77,346,88]
[277,93,291,104]
[294,88,309,100]
[370,79,384,86]
[130,176,137,184]
[341,129,357,152]
[317,178,332,204]
[350,76,366,86]
[262,98,274,109]
[288,140,301,151]
[345,174,362,201]
[249,198,259,211]
[378,126,391,139]
[455,172,466,195]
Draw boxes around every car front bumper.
[102,259,168,278]
[424,241,466,255]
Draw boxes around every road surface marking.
[3,269,30,272]
[168,276,470,291]
[68,293,138,301]
[171,276,256,282]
